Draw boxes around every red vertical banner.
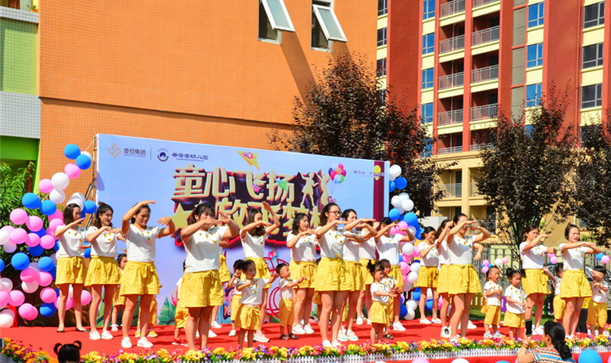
[373,161,387,220]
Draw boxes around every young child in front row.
[587,266,609,335]
[111,254,127,331]
[379,259,400,339]
[482,266,503,339]
[504,269,527,340]
[227,259,245,337]
[369,262,397,343]
[235,260,278,348]
[276,263,307,340]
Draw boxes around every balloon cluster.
[388,164,407,192]
[480,258,508,273]
[0,144,95,327]
[596,253,610,264]
[328,163,347,184]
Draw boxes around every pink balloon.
[9,290,25,306]
[400,261,410,274]
[39,179,54,193]
[397,229,407,236]
[0,291,9,308]
[26,216,44,232]
[49,219,65,230]
[390,226,399,235]
[25,233,40,247]
[49,209,63,221]
[9,228,28,244]
[502,257,509,264]
[18,303,37,320]
[10,209,28,225]
[66,297,74,310]
[550,256,558,264]
[438,296,443,310]
[40,235,56,249]
[0,225,15,236]
[64,163,81,179]
[81,290,92,306]
[412,249,420,257]
[397,221,408,230]
[38,272,53,287]
[482,266,489,274]
[20,268,39,283]
[3,241,16,253]
[40,287,57,303]
[602,256,610,264]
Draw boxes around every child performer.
[379,259,399,339]
[587,266,609,336]
[416,226,440,325]
[504,269,527,340]
[210,252,232,333]
[357,221,379,325]
[111,254,127,331]
[369,262,397,344]
[172,263,188,346]
[551,264,565,323]
[276,263,306,340]
[435,220,453,338]
[227,259,245,337]
[482,266,503,338]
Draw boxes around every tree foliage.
[476,91,577,260]
[269,53,453,215]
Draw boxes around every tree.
[476,91,577,261]
[572,117,611,246]
[269,53,452,215]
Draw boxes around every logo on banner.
[157,149,169,162]
[108,144,122,158]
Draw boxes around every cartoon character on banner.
[327,163,347,201]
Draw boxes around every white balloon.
[68,285,74,298]
[51,172,70,191]
[411,262,421,273]
[408,226,417,237]
[427,289,433,300]
[0,230,8,245]
[401,243,414,256]
[0,309,15,328]
[494,258,502,266]
[49,189,66,204]
[407,272,418,283]
[396,206,405,214]
[3,241,16,253]
[406,299,418,310]
[399,192,409,199]
[28,262,40,272]
[0,278,13,292]
[405,308,415,320]
[389,165,402,178]
[50,253,58,264]
[22,281,39,294]
[391,196,402,207]
[81,151,92,159]
[401,199,414,212]
[389,174,397,181]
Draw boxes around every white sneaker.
[484,331,492,339]
[367,319,371,325]
[89,331,101,340]
[228,329,236,337]
[534,326,544,335]
[111,324,119,332]
[322,340,332,347]
[567,334,575,340]
[254,332,270,342]
[420,318,432,324]
[356,317,364,325]
[493,331,505,338]
[346,330,358,341]
[208,330,217,338]
[137,337,153,348]
[304,324,315,334]
[604,330,610,337]
[432,318,442,324]
[441,326,451,338]
[121,337,132,349]
[393,322,406,331]
[467,321,477,329]
[211,321,222,329]
[196,331,200,338]
[292,324,306,335]
[338,330,348,341]
[595,330,600,336]
[331,340,343,348]
[449,335,460,344]
[340,326,347,333]
[101,331,113,340]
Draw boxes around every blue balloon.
[579,350,602,363]
[34,229,47,238]
[389,181,396,192]
[75,154,91,170]
[40,303,57,318]
[412,291,421,301]
[0,259,4,272]
[398,254,403,263]
[400,304,407,318]
[64,144,81,159]
[403,212,418,226]
[40,200,57,216]
[53,240,60,252]
[84,248,91,259]
[388,208,401,221]
[38,256,54,272]
[83,200,97,214]
[49,266,57,279]
[395,177,407,190]
[22,193,41,210]
[11,252,30,270]
[496,361,511,363]
[596,253,603,261]
[426,299,433,311]
[29,245,44,257]
[414,224,422,238]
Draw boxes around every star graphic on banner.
[171,204,192,229]
[237,151,260,170]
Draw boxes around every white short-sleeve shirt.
[520,242,547,269]
[316,227,346,259]
[279,278,295,300]
[86,226,118,258]
[184,226,227,273]
[360,236,377,260]
[125,225,161,262]
[376,234,402,266]
[288,232,317,262]
[504,285,527,314]
[592,281,609,303]
[560,243,589,270]
[240,231,268,259]
[238,278,270,307]
[484,281,502,306]
[448,234,476,265]
[554,277,562,295]
[343,230,361,262]
[57,227,87,258]
[438,240,450,265]
[418,241,439,267]
[371,281,390,304]
[381,276,396,290]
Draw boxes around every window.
[312,1,347,49]
[423,138,433,157]
[583,43,604,69]
[378,0,388,16]
[584,2,605,28]
[377,27,387,47]
[526,83,542,107]
[376,58,387,76]
[582,84,602,108]
[422,33,434,54]
[526,43,543,68]
[422,68,434,89]
[423,0,435,20]
[259,0,296,41]
[377,89,387,103]
[421,103,433,124]
[527,3,544,28]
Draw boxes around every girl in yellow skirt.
[55,203,88,333]
[369,262,398,343]
[435,219,453,338]
[416,226,440,325]
[111,253,127,331]
[482,266,502,338]
[375,218,414,332]
[519,224,554,335]
[235,260,278,348]
[85,203,123,340]
[227,259,245,337]
[119,200,175,349]
[209,252,231,334]
[180,203,239,351]
[357,221,379,325]
[446,214,490,339]
[286,213,317,335]
[504,269,527,340]
[240,201,280,343]
[560,224,602,338]
[551,264,565,323]
[314,203,349,348]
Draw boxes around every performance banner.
[96,134,388,324]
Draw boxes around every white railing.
[439,71,464,89]
[470,182,482,197]
[470,143,494,151]
[471,65,499,83]
[438,109,463,126]
[471,104,498,121]
[473,0,499,8]
[440,0,466,17]
[438,146,464,154]
[440,183,463,197]
[439,34,465,54]
[472,25,500,46]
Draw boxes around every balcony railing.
[439,35,465,54]
[439,72,464,90]
[438,109,463,126]
[471,104,498,121]
[471,65,498,83]
[441,183,463,198]
[470,182,482,197]
[440,0,465,17]
[438,146,464,154]
[470,143,494,151]
[472,25,500,46]
[473,0,499,8]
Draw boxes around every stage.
[2,320,611,363]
